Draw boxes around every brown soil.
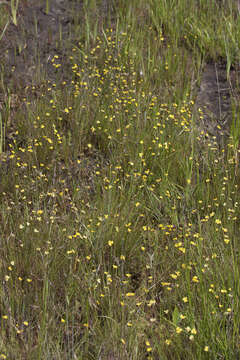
[0,0,82,92]
[195,61,240,144]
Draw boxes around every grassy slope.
[1,0,240,359]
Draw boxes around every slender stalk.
[46,0,49,15]
[0,20,9,41]
[0,112,4,154]
[10,0,19,26]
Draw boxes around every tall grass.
[0,0,240,359]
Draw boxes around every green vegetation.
[1,0,240,358]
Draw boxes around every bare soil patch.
[195,61,240,143]
[0,0,82,91]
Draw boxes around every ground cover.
[1,0,240,359]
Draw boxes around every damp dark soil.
[195,61,240,144]
[0,0,114,92]
[0,0,81,88]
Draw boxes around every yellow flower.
[176,327,182,334]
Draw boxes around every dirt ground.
[195,61,240,143]
[0,0,83,92]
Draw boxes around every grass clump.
[0,0,240,359]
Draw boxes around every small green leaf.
[172,306,180,326]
